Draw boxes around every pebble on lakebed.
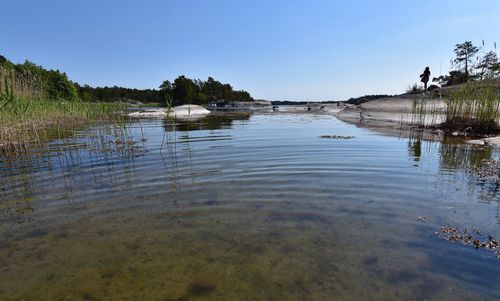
[188,272,219,295]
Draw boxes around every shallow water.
[1,112,500,300]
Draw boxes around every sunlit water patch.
[1,113,499,300]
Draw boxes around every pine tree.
[453,41,479,82]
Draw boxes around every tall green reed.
[1,79,124,153]
[411,80,500,133]
[443,79,500,133]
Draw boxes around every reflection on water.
[408,138,422,161]
[1,113,500,300]
[439,137,493,170]
[404,129,500,200]
[159,113,252,194]
[163,112,251,132]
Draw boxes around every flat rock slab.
[360,97,446,113]
[172,105,211,117]
[127,105,211,118]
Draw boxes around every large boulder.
[171,105,211,118]
[127,105,211,118]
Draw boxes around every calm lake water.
[1,112,500,300]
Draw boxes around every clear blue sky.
[1,0,499,100]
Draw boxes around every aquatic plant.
[409,93,444,127]
[0,79,124,154]
[410,96,428,126]
[442,79,500,133]
[410,79,500,133]
[0,122,146,222]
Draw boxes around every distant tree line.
[78,76,253,105]
[0,54,254,105]
[159,76,253,106]
[271,100,342,105]
[270,95,392,106]
[433,40,500,86]
[344,94,392,105]
[271,100,312,105]
[75,84,164,103]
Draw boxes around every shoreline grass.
[443,79,500,133]
[411,79,500,134]
[1,90,124,153]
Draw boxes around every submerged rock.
[188,272,218,295]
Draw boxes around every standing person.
[420,67,431,91]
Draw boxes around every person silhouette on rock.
[420,67,431,91]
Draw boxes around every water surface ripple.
[1,113,500,300]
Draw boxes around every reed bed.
[411,79,500,134]
[443,79,500,133]
[1,84,124,154]
[410,95,444,127]
[0,66,46,99]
